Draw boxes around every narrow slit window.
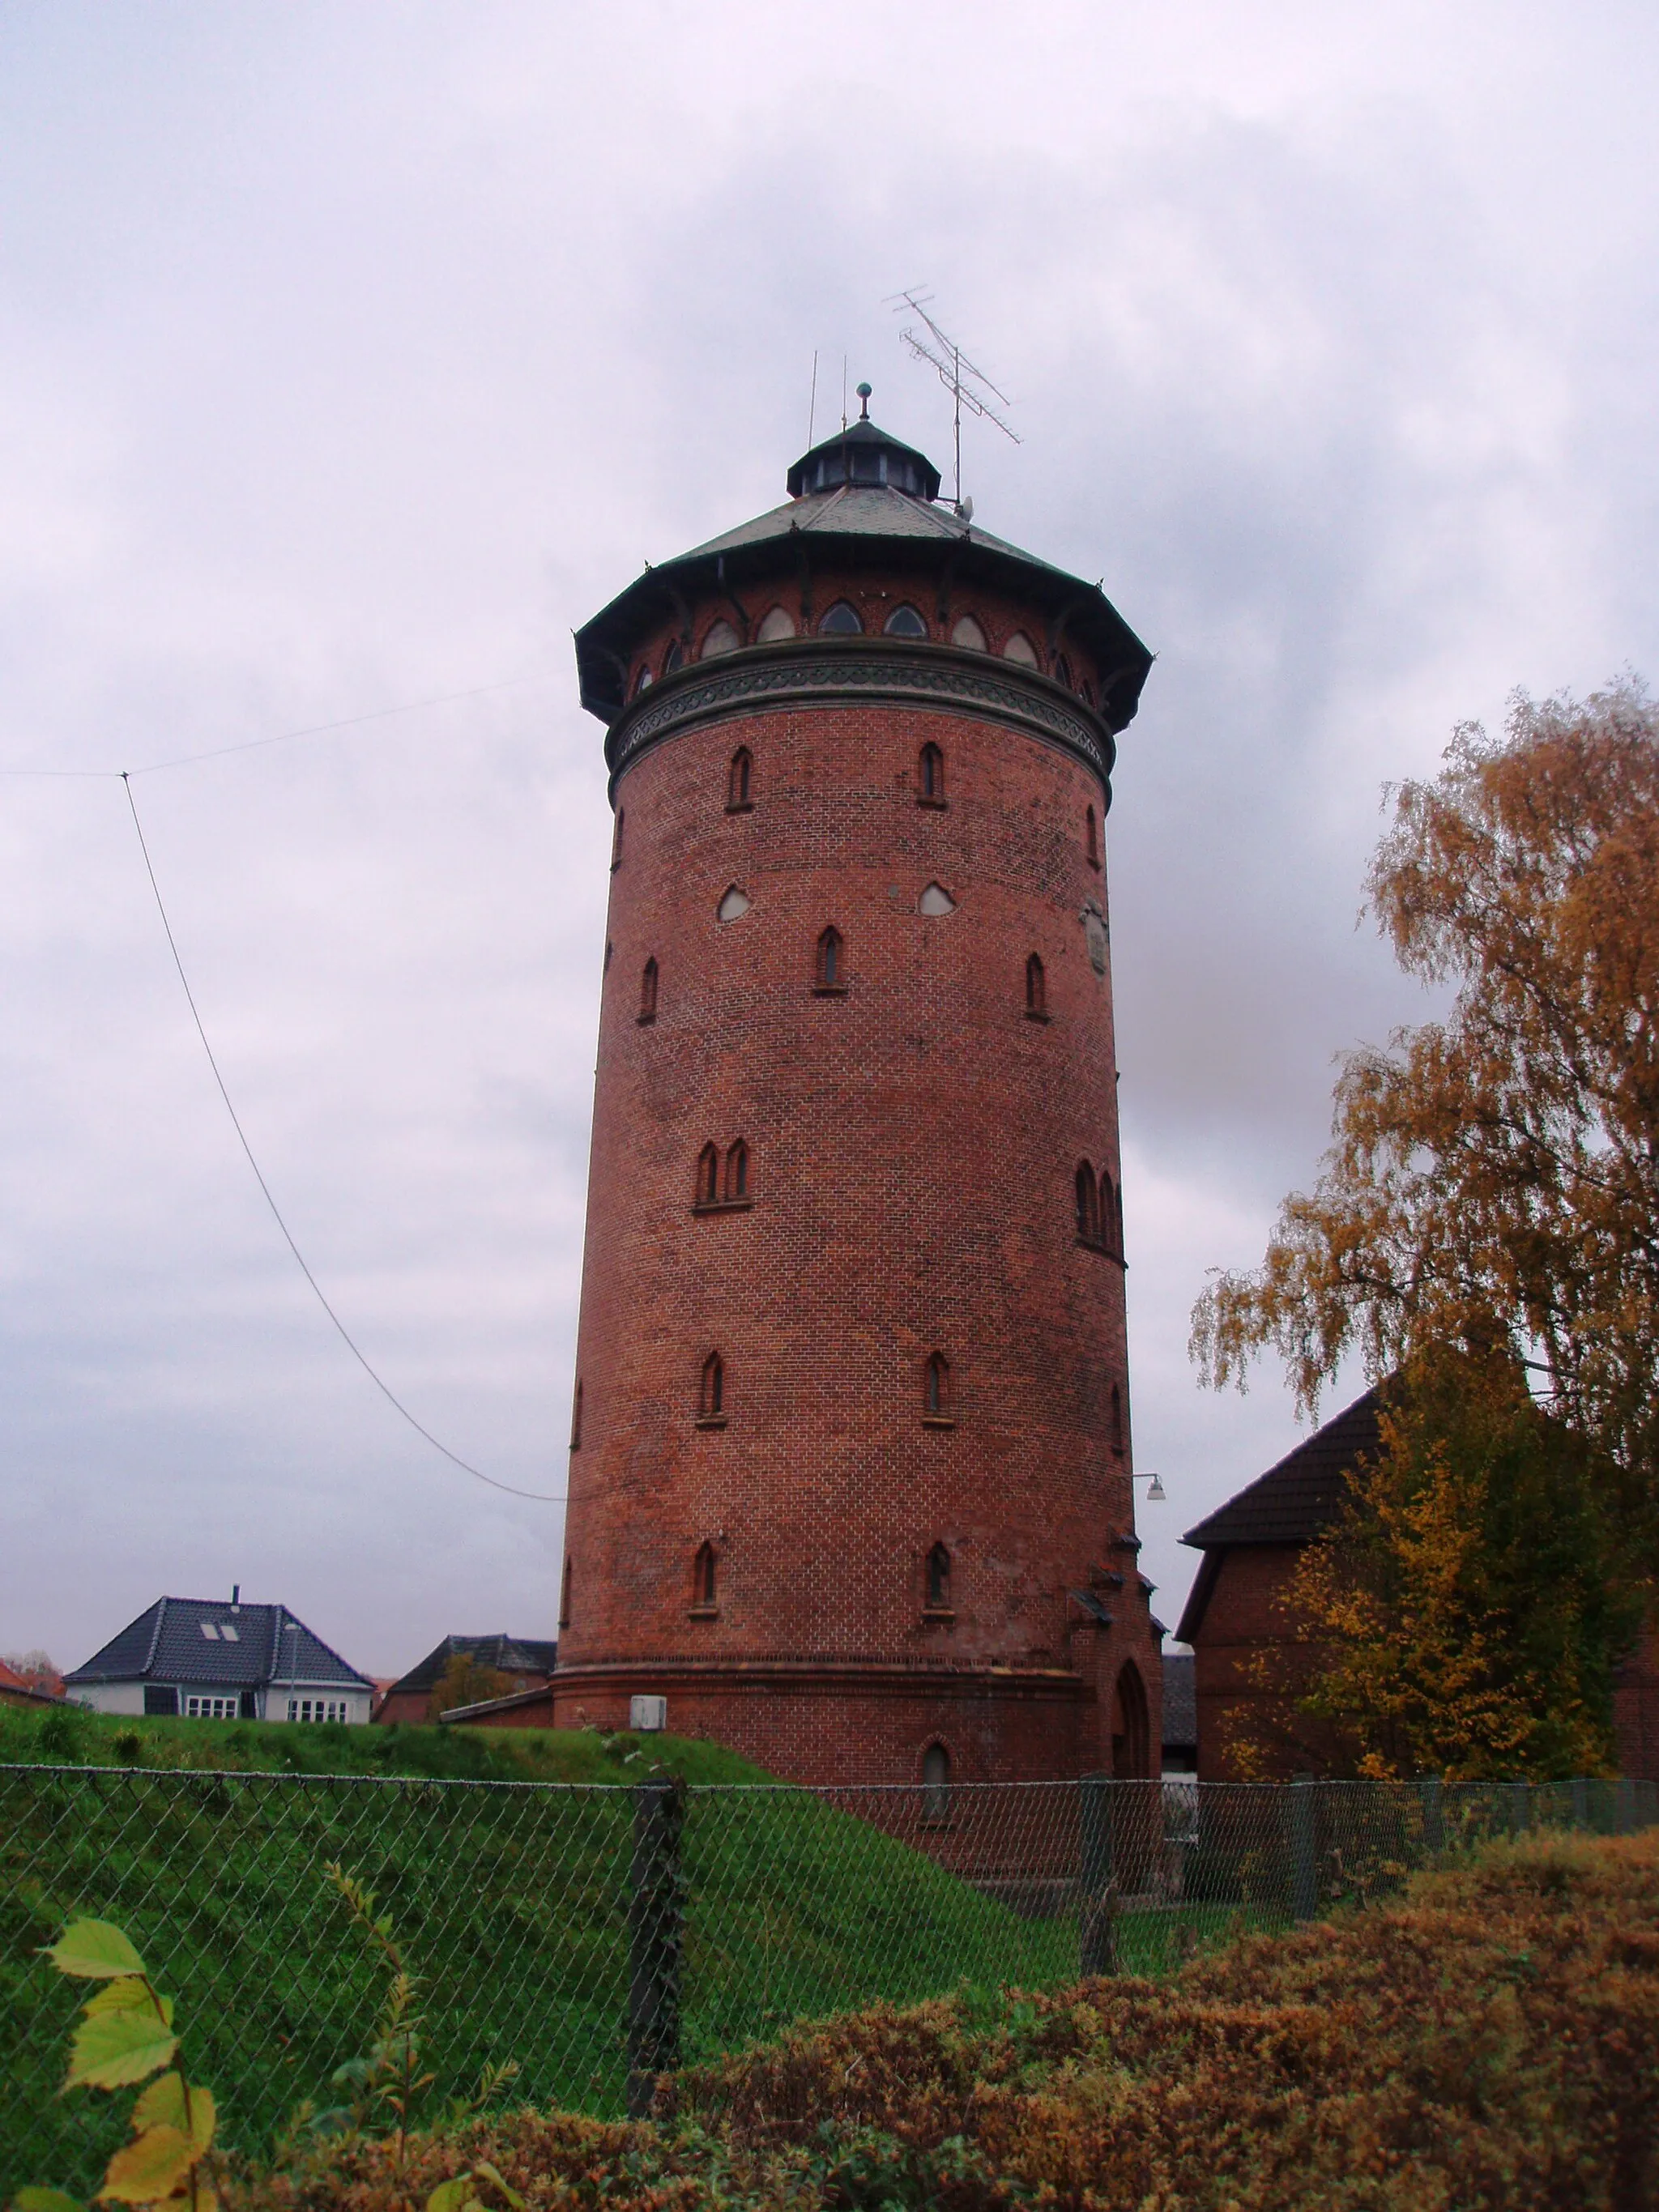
[1085,805,1100,867]
[923,1351,952,1421]
[696,1143,720,1208]
[919,741,945,805]
[610,808,625,872]
[699,1352,724,1420]
[1026,953,1047,1018]
[724,1139,748,1201]
[693,1541,719,1609]
[1076,1161,1101,1246]
[927,1543,952,1609]
[727,747,753,810]
[1111,1383,1125,1452]
[559,1555,573,1628]
[816,925,843,991]
[638,957,659,1024]
[1099,1168,1119,1252]
[570,1380,583,1451]
[922,1741,951,1820]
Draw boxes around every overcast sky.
[4,2,1657,1680]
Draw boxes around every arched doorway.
[1111,1660,1152,1779]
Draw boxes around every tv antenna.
[889,288,1020,511]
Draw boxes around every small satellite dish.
[958,496,974,522]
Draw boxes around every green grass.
[5,1715,1196,2198]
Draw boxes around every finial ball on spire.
[855,381,872,419]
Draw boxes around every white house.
[64,1591,374,1724]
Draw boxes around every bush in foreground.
[224,1827,1659,2211]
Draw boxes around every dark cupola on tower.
[557,395,1161,1785]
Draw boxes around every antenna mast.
[889,288,1020,509]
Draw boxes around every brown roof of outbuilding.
[1182,1389,1384,1552]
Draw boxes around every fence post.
[1508,1780,1529,1838]
[1617,1778,1636,1837]
[1418,1775,1444,1856]
[1289,1774,1318,1922]
[626,1771,684,2119]
[1572,1777,1589,1831]
[1078,1775,1116,1976]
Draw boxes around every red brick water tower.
[552,394,1162,1785]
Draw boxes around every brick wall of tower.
[550,620,1158,1785]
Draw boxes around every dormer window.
[818,601,864,636]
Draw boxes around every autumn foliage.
[235,1830,1659,2211]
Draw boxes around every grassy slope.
[243,1831,1659,2212]
[3,1712,1102,2198]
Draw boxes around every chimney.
[231,1585,240,1608]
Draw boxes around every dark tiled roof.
[1181,1390,1384,1552]
[65,1598,371,1692]
[386,1634,559,1698]
[1161,1652,1196,1752]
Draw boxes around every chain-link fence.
[4,1764,1654,2195]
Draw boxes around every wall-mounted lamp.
[1133,1471,1166,1502]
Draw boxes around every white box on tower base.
[629,1694,667,1733]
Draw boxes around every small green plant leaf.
[45,1924,148,1981]
[130,2078,214,2156]
[81,1981,152,2022]
[95,2125,195,2205]
[64,2003,177,2091]
[424,2181,476,2212]
[470,2162,525,2209]
[12,2189,88,2212]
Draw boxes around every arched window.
[1055,652,1073,689]
[693,1541,719,1611]
[815,925,844,991]
[918,741,945,806]
[1080,677,1095,705]
[923,1352,953,1424]
[638,957,659,1025]
[718,884,752,922]
[885,603,928,637]
[918,881,956,916]
[610,808,625,872]
[727,747,753,811]
[559,1555,573,1628]
[569,1380,583,1451]
[663,639,684,674]
[696,1143,720,1208]
[632,663,654,697]
[698,1352,725,1421]
[818,600,864,635]
[723,1139,748,1202]
[701,618,741,659]
[1112,1660,1152,1778]
[1086,805,1100,868]
[951,613,987,651]
[1099,1167,1120,1252]
[1110,1383,1124,1452]
[1076,1161,1101,1246]
[757,604,796,642]
[1026,953,1047,1020]
[927,1543,952,1609]
[921,1740,951,1821]
[1002,631,1039,667]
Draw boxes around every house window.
[727,748,753,811]
[610,809,625,872]
[198,1622,220,1640]
[638,957,659,1025]
[701,618,741,659]
[1086,805,1100,868]
[143,1686,178,1717]
[757,604,795,642]
[696,1143,720,1208]
[560,1555,573,1628]
[1025,953,1047,1020]
[926,1543,953,1610]
[885,603,928,637]
[693,1542,719,1612]
[663,640,684,674]
[918,742,945,807]
[1111,1383,1125,1453]
[1002,632,1038,666]
[921,1741,951,1822]
[220,1624,240,1643]
[570,1380,583,1451]
[951,614,987,651]
[815,925,845,992]
[1076,1161,1102,1246]
[698,1352,725,1423]
[186,1695,237,1720]
[923,1352,953,1425]
[723,1139,748,1202]
[818,600,864,635]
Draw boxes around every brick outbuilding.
[539,394,1165,1785]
